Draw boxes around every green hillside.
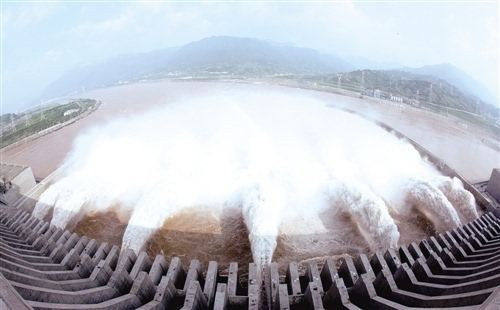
[298,70,499,132]
[1,99,99,148]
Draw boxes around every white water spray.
[34,88,478,265]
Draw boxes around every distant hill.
[309,69,498,119]
[41,36,353,100]
[402,63,497,106]
[40,48,177,100]
[39,36,497,121]
[344,55,402,71]
[160,36,352,73]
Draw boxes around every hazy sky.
[1,1,498,112]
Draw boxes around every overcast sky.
[1,1,498,112]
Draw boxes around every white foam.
[35,88,478,264]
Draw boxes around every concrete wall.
[0,166,36,206]
[486,169,500,203]
[13,168,62,210]
[12,167,37,196]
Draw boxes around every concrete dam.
[1,129,500,309]
[1,86,499,309]
[0,201,499,309]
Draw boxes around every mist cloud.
[34,89,478,264]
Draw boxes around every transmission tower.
[40,103,45,121]
[429,83,433,104]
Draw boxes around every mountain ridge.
[39,36,497,112]
[400,63,497,106]
[41,36,353,100]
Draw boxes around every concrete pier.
[0,208,499,309]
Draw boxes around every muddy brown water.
[73,210,129,247]
[145,208,253,273]
[61,201,439,274]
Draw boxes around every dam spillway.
[0,206,499,309]
[30,90,481,266]
[0,137,499,309]
[1,87,499,309]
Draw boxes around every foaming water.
[34,88,478,265]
